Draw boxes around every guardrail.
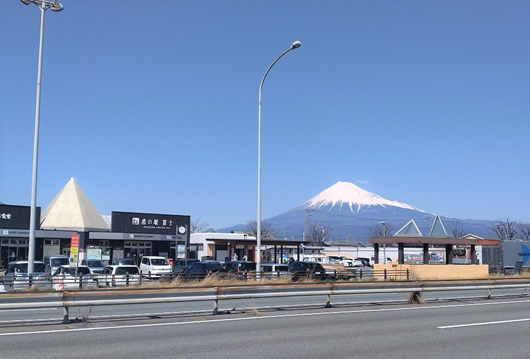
[0,268,408,291]
[1,278,530,324]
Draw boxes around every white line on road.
[1,298,530,337]
[438,318,530,329]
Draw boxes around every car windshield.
[14,263,46,273]
[239,262,256,271]
[116,267,139,275]
[51,258,69,266]
[119,259,136,265]
[87,260,103,267]
[75,267,91,275]
[151,259,168,266]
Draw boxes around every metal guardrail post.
[384,269,387,281]
[63,305,69,324]
[126,274,130,286]
[213,299,218,315]
[325,294,331,308]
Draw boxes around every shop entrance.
[124,241,152,266]
[1,238,29,268]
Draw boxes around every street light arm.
[20,0,63,11]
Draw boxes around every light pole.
[21,0,63,275]
[256,40,301,280]
[382,221,387,264]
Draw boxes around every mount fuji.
[221,181,497,243]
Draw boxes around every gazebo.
[368,216,499,279]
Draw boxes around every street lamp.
[21,0,63,275]
[256,40,301,280]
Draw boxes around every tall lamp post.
[256,40,301,280]
[21,0,63,275]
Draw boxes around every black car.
[178,261,227,280]
[287,261,328,280]
[173,258,200,274]
[223,261,257,273]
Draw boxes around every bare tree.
[369,222,394,237]
[307,222,331,246]
[491,219,518,241]
[246,220,276,240]
[343,233,364,247]
[516,223,530,241]
[190,217,209,233]
[446,221,469,239]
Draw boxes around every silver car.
[52,265,95,290]
[81,259,106,274]
[3,261,49,290]
[97,265,141,287]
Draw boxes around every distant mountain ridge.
[220,181,497,243]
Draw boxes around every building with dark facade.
[0,178,189,268]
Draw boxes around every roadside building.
[0,178,190,268]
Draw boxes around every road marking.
[438,318,530,329]
[1,298,530,337]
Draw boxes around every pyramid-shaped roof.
[428,214,451,237]
[40,178,110,232]
[394,219,423,237]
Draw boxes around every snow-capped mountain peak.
[304,181,421,213]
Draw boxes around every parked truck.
[481,240,530,273]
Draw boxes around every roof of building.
[394,219,423,237]
[428,214,451,237]
[40,178,110,232]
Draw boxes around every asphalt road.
[1,297,530,359]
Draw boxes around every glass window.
[151,259,168,266]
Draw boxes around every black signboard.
[111,211,190,235]
[0,204,41,230]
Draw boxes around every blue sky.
[1,0,529,230]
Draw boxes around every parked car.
[3,261,48,290]
[97,265,141,287]
[173,258,200,274]
[328,255,363,267]
[81,259,106,274]
[287,261,328,280]
[111,258,137,266]
[139,256,172,278]
[44,254,70,275]
[178,261,227,280]
[223,261,257,274]
[356,257,373,267]
[52,265,94,290]
[260,263,289,278]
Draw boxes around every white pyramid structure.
[394,219,423,237]
[40,178,110,232]
[428,214,451,237]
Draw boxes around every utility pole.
[304,208,312,242]
[382,221,387,264]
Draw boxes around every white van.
[260,263,289,278]
[139,256,172,278]
[43,255,70,275]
